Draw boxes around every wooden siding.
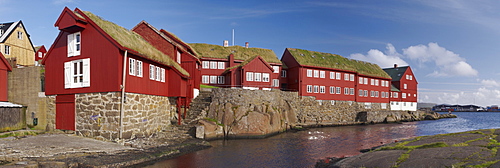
[1,24,35,66]
[55,94,75,130]
[0,69,7,101]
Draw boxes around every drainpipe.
[119,50,128,142]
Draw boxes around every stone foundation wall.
[198,88,431,140]
[75,92,173,141]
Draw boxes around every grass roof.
[189,43,281,64]
[81,11,189,76]
[287,48,391,78]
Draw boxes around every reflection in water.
[148,112,500,168]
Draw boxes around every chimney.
[223,40,229,47]
[245,42,249,48]
[394,64,398,68]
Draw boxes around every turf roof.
[189,43,281,64]
[80,10,189,76]
[286,48,391,78]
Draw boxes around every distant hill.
[418,103,437,109]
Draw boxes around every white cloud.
[481,79,500,87]
[349,43,408,68]
[403,42,478,77]
[52,0,77,5]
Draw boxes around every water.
[147,112,500,168]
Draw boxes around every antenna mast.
[232,29,235,46]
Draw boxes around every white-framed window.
[336,87,341,94]
[330,86,335,94]
[402,93,407,98]
[307,85,312,93]
[281,70,287,77]
[393,92,398,98]
[314,85,319,93]
[217,76,225,84]
[381,92,385,98]
[64,58,90,88]
[38,52,43,58]
[272,79,279,87]
[210,76,217,84]
[350,88,354,95]
[155,67,161,81]
[136,60,143,77]
[161,68,165,82]
[4,45,10,55]
[370,79,374,85]
[67,32,81,57]
[320,71,325,78]
[202,61,209,69]
[364,90,368,97]
[17,31,22,39]
[272,66,280,73]
[375,91,379,97]
[246,72,254,81]
[404,84,407,89]
[359,77,363,84]
[254,73,262,82]
[364,78,368,85]
[313,70,319,78]
[218,62,225,69]
[359,90,363,96]
[409,75,413,80]
[176,50,181,64]
[330,72,335,79]
[350,74,354,81]
[307,69,312,77]
[414,94,417,97]
[209,61,217,69]
[129,58,136,76]
[370,91,374,97]
[344,74,349,81]
[149,65,155,80]
[336,72,341,80]
[375,79,379,86]
[344,87,349,95]
[202,75,209,84]
[320,86,325,93]
[262,73,270,82]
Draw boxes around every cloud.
[52,0,77,5]
[403,42,478,77]
[481,79,500,87]
[349,43,408,68]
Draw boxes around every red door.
[55,94,75,130]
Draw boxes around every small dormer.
[54,7,87,33]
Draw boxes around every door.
[55,94,75,130]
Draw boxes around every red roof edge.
[0,52,12,71]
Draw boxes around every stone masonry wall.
[197,88,432,140]
[75,92,173,141]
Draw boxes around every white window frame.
[307,69,313,77]
[393,92,398,98]
[246,72,254,81]
[313,70,319,78]
[262,73,270,82]
[350,88,354,95]
[67,32,81,57]
[176,50,181,64]
[320,86,325,93]
[136,60,143,77]
[344,87,349,95]
[364,78,368,85]
[307,85,312,93]
[202,75,209,84]
[344,74,349,81]
[330,86,335,94]
[254,73,262,82]
[38,52,43,58]
[155,67,161,81]
[210,76,217,84]
[149,65,155,80]
[272,66,280,73]
[336,72,341,80]
[330,72,334,79]
[359,90,363,96]
[129,58,136,76]
[336,87,341,94]
[64,58,90,89]
[402,93,407,98]
[359,77,363,84]
[202,61,209,69]
[281,70,287,77]
[370,79,375,85]
[272,79,279,87]
[217,76,225,84]
[18,31,23,39]
[364,90,368,97]
[375,79,379,86]
[314,85,319,93]
[4,45,10,55]
[218,62,225,69]
[161,68,165,82]
[350,74,354,81]
[210,61,217,69]
[404,84,407,89]
[320,71,325,78]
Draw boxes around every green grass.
[200,84,219,88]
[190,43,281,63]
[0,131,39,138]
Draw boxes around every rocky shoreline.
[316,128,500,168]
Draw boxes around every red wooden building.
[34,45,47,61]
[132,21,201,103]
[0,52,12,102]
[383,64,418,111]
[281,48,392,104]
[190,43,282,90]
[42,8,191,140]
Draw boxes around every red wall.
[240,58,274,89]
[0,69,7,101]
[356,75,391,103]
[396,68,418,102]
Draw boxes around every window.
[281,70,287,77]
[375,91,379,97]
[17,31,22,39]
[210,76,217,84]
[336,87,341,94]
[364,78,368,85]
[320,71,325,78]
[218,62,225,69]
[272,79,279,87]
[393,92,398,98]
[246,72,254,81]
[370,79,374,85]
[149,65,155,80]
[336,72,341,80]
[313,70,319,78]
[344,87,349,95]
[67,32,81,57]
[330,72,334,79]
[320,86,325,93]
[129,58,136,76]
[307,69,312,77]
[330,86,335,94]
[404,84,407,89]
[272,66,280,73]
[254,73,262,82]
[376,79,380,86]
[64,58,90,88]
[314,85,319,93]
[364,90,368,97]
[4,45,10,55]
[161,68,165,82]
[402,93,407,98]
[262,73,270,82]
[210,61,217,69]
[155,67,161,81]
[350,74,354,81]
[370,91,374,97]
[409,75,413,80]
[136,61,143,77]
[176,50,181,64]
[306,85,312,93]
[217,76,225,84]
[38,52,43,58]
[202,61,209,69]
[359,90,363,96]
[344,74,349,81]
[202,75,209,84]
[359,77,363,84]
[381,92,385,98]
[350,88,354,95]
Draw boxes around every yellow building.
[0,21,35,66]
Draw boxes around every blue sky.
[2,0,500,106]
